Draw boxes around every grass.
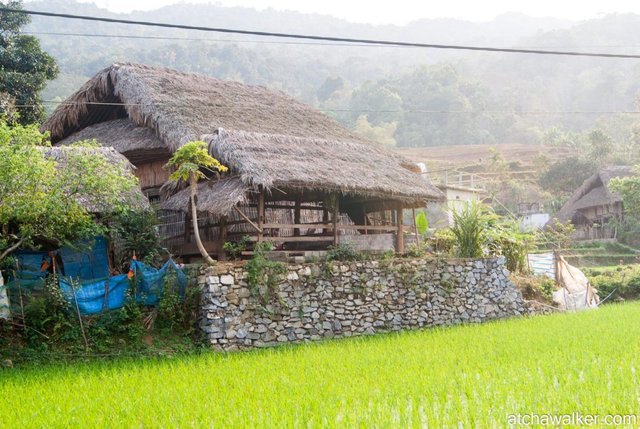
[2,303,640,427]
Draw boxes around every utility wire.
[4,7,640,59]
[24,31,640,51]
[14,100,640,115]
[25,31,640,51]
[12,100,640,115]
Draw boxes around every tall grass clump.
[450,200,495,258]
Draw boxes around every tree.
[0,120,141,263]
[0,1,58,124]
[165,141,228,265]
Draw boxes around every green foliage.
[325,243,361,262]
[246,242,286,302]
[431,229,457,255]
[415,211,429,236]
[165,141,228,182]
[222,235,251,260]
[0,0,58,124]
[539,219,575,250]
[511,273,555,302]
[584,264,640,302]
[5,302,640,426]
[0,121,140,261]
[539,156,598,197]
[110,209,164,270]
[352,115,397,147]
[450,201,497,258]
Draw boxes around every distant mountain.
[19,1,640,149]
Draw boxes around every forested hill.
[24,1,640,149]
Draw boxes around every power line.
[14,100,640,115]
[5,7,640,59]
[24,31,640,51]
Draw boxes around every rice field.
[2,303,640,428]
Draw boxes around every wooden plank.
[218,216,228,261]
[261,223,399,232]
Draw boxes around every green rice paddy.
[2,303,640,427]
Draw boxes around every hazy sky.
[71,0,640,24]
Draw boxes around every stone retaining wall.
[198,257,532,351]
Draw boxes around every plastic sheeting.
[552,255,600,310]
[58,259,186,315]
[59,274,130,315]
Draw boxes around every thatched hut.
[43,63,443,260]
[554,166,632,240]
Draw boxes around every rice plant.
[1,303,639,428]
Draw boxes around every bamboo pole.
[70,278,89,352]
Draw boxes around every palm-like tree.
[165,141,227,265]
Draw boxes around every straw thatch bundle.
[554,165,632,223]
[57,118,169,163]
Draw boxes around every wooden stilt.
[257,190,265,242]
[332,196,339,246]
[396,203,404,254]
[294,198,301,237]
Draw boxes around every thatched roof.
[161,177,249,214]
[56,118,169,164]
[555,166,632,223]
[44,63,443,212]
[41,145,147,212]
[43,63,363,151]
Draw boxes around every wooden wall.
[135,159,171,190]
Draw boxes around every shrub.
[326,243,361,261]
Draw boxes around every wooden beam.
[248,236,333,243]
[233,206,262,232]
[261,223,398,231]
[396,204,404,254]
[322,208,329,234]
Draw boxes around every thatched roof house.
[44,63,442,258]
[554,166,632,240]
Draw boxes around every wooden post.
[396,204,404,254]
[183,209,191,243]
[257,190,265,242]
[218,216,228,261]
[294,198,301,237]
[363,206,368,235]
[322,208,329,234]
[332,196,339,246]
[412,207,420,246]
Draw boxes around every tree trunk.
[190,174,216,266]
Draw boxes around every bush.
[585,265,640,302]
[326,243,362,261]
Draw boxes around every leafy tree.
[0,120,141,263]
[610,165,640,219]
[165,141,228,265]
[0,1,58,124]
[349,81,402,126]
[539,156,598,197]
[352,115,397,146]
[586,129,614,167]
[316,76,344,102]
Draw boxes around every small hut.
[43,63,443,260]
[554,166,632,240]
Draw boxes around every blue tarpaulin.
[5,236,187,316]
[58,259,186,315]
